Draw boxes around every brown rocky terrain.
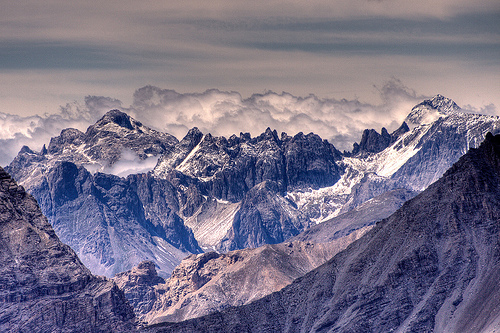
[116,227,370,324]
[117,186,416,325]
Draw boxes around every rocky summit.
[0,167,136,333]
[148,133,500,333]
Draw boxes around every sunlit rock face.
[0,167,136,333]
[115,228,371,325]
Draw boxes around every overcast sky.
[0,0,499,165]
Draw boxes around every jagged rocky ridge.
[146,133,500,333]
[350,122,410,157]
[6,95,500,278]
[289,95,500,221]
[0,167,136,333]
[6,112,343,275]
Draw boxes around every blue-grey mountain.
[6,95,499,279]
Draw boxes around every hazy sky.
[0,0,499,165]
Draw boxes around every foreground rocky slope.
[0,167,136,332]
[149,133,500,333]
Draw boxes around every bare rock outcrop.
[118,228,370,325]
[0,167,136,332]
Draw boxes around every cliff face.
[149,134,500,333]
[25,161,200,278]
[0,167,136,333]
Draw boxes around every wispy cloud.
[0,79,429,166]
[82,149,160,178]
[0,0,498,118]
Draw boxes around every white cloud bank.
[0,96,121,166]
[129,79,426,150]
[1,79,497,168]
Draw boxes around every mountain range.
[2,94,500,332]
[146,131,500,333]
[6,95,499,279]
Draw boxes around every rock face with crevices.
[6,111,201,277]
[148,133,500,333]
[0,167,136,333]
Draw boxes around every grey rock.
[12,159,201,278]
[298,95,500,222]
[218,180,312,252]
[6,111,201,278]
[114,261,165,319]
[154,127,343,201]
[79,109,178,164]
[0,167,136,333]
[283,131,342,190]
[7,96,500,280]
[350,122,410,157]
[120,187,415,324]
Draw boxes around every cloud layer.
[0,0,498,119]
[129,79,426,149]
[3,79,499,168]
[0,96,122,166]
[0,80,420,166]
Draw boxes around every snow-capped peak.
[405,94,461,129]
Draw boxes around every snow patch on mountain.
[175,135,206,174]
[287,96,500,222]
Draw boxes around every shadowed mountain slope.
[0,167,136,333]
[149,133,500,333]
